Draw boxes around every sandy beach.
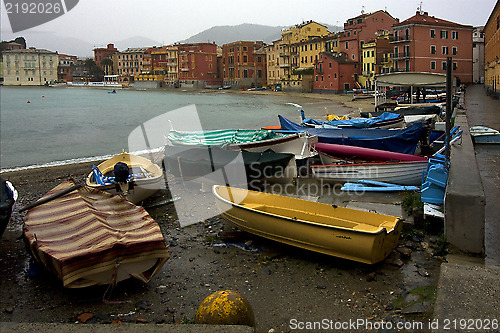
[0,91,444,332]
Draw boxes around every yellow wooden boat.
[213,185,402,264]
[86,151,164,204]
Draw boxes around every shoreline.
[1,86,375,173]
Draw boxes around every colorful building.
[313,52,358,93]
[360,33,392,89]
[280,21,330,92]
[178,43,220,88]
[93,44,118,68]
[391,11,473,83]
[221,41,266,89]
[57,54,78,82]
[339,10,399,63]
[484,1,500,93]
[116,47,151,84]
[265,39,284,88]
[2,48,58,86]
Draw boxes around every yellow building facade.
[2,48,58,86]
[484,1,500,93]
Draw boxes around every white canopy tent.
[374,72,447,107]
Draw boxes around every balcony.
[391,35,411,43]
[279,63,290,68]
[279,53,289,58]
[392,52,411,59]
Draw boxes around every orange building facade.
[221,41,266,89]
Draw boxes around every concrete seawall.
[445,110,485,254]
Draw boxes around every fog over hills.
[2,22,342,58]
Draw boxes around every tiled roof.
[394,12,472,29]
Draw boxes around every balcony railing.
[279,63,290,68]
[392,52,410,59]
[279,53,289,58]
[391,35,411,42]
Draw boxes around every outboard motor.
[113,162,133,193]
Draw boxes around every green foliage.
[401,191,424,216]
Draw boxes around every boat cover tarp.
[279,115,424,154]
[361,105,442,118]
[164,146,294,182]
[23,180,170,288]
[167,129,287,147]
[302,110,401,128]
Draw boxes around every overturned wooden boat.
[213,185,402,264]
[23,180,169,288]
[86,151,164,204]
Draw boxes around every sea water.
[0,86,302,171]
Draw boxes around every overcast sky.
[1,0,496,46]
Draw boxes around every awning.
[374,72,447,88]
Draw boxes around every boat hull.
[86,152,164,204]
[311,161,428,185]
[23,180,169,288]
[314,142,428,162]
[213,185,402,264]
[470,126,500,144]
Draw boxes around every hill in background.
[180,23,342,45]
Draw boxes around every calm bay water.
[0,86,302,171]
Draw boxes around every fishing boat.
[23,180,170,288]
[301,110,405,129]
[164,146,297,185]
[213,185,402,264]
[278,115,424,155]
[311,160,428,186]
[314,142,428,162]
[0,178,17,237]
[86,151,164,204]
[166,129,317,161]
[470,126,500,144]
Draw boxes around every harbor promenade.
[433,84,500,332]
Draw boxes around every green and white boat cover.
[167,129,287,147]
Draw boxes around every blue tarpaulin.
[278,115,424,154]
[301,110,402,128]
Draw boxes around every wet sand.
[0,92,443,332]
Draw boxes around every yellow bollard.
[195,290,255,327]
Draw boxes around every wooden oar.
[19,184,83,212]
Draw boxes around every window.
[345,41,348,49]
[452,31,458,39]
[431,61,436,69]
[431,45,436,54]
[442,62,447,70]
[453,62,457,70]
[452,47,457,55]
[442,46,449,55]
[440,30,448,39]
[243,55,247,62]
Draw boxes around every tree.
[83,58,104,81]
[101,58,114,76]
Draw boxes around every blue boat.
[278,115,424,155]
